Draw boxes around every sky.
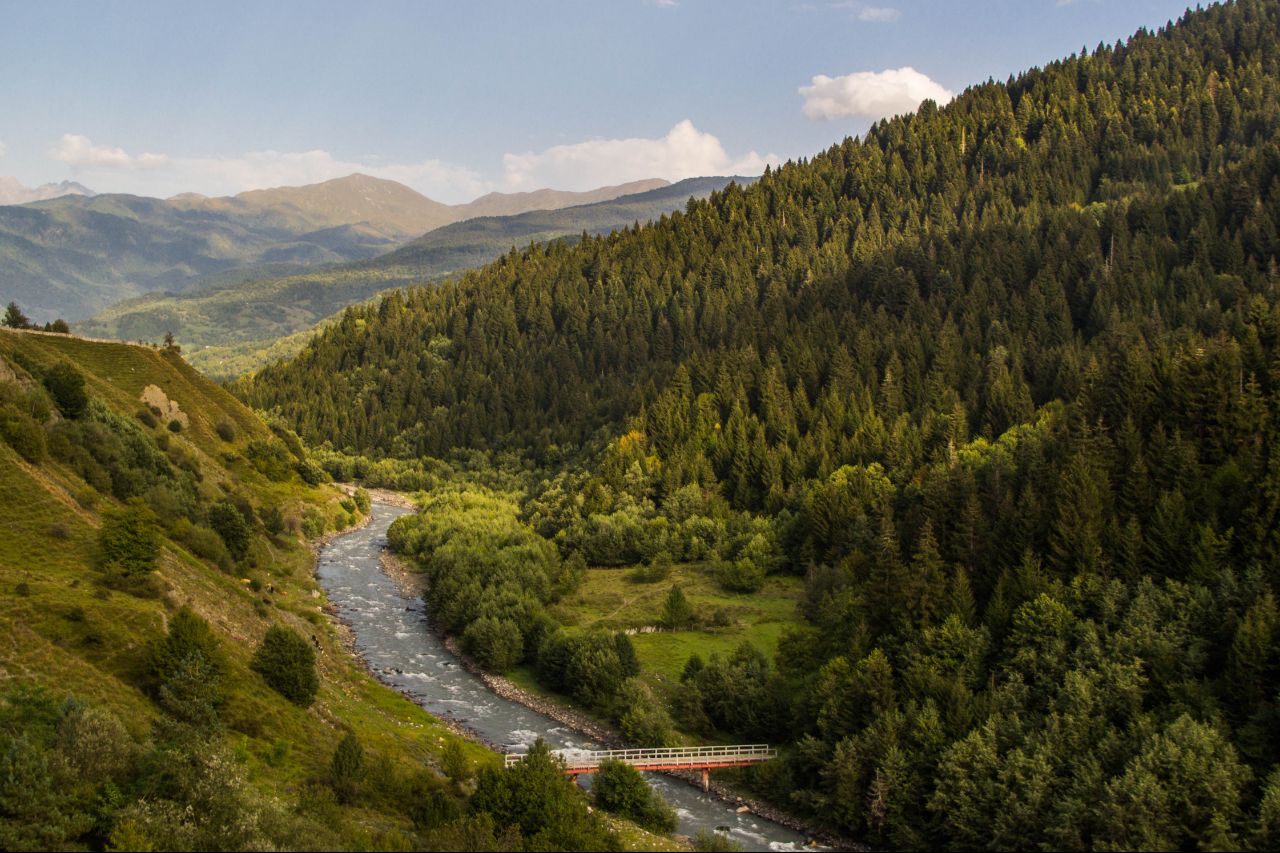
[0,0,1202,204]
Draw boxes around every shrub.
[167,419,182,433]
[681,653,705,682]
[630,551,673,583]
[352,488,371,514]
[562,630,628,709]
[296,458,328,485]
[716,557,765,593]
[471,739,612,849]
[615,679,675,746]
[329,731,364,804]
[441,739,470,783]
[98,499,160,577]
[411,785,465,831]
[593,758,677,832]
[260,505,285,537]
[215,418,236,442]
[147,606,224,696]
[301,507,326,538]
[553,550,588,599]
[462,616,523,673]
[615,632,640,678]
[0,408,46,462]
[55,705,135,782]
[41,362,88,418]
[252,625,319,706]
[177,522,232,570]
[136,408,158,428]
[208,500,251,562]
[246,439,293,481]
[144,480,197,524]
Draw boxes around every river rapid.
[316,500,815,852]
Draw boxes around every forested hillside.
[244,2,1280,848]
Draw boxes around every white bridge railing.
[504,744,776,771]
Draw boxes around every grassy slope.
[0,329,492,838]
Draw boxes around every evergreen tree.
[251,625,319,707]
[2,302,30,329]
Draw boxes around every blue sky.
[0,0,1201,203]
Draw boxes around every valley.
[316,500,814,852]
[6,1,1280,851]
[240,3,1280,848]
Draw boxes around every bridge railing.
[504,744,776,770]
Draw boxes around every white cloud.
[858,6,900,22]
[52,133,160,168]
[827,1,900,21]
[800,67,953,121]
[45,123,776,203]
[503,120,777,191]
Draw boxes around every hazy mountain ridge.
[455,178,670,219]
[0,174,672,323]
[168,173,459,240]
[0,191,399,322]
[80,176,744,376]
[0,176,94,205]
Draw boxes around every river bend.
[316,501,813,852]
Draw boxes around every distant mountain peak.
[0,177,95,206]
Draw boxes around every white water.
[316,501,816,852]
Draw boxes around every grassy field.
[553,562,804,688]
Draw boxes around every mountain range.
[0,174,669,322]
[78,176,742,376]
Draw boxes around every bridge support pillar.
[701,768,710,792]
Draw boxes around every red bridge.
[505,744,777,791]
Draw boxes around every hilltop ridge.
[0,173,673,323]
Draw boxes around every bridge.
[505,744,777,791]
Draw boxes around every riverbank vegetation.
[248,2,1280,847]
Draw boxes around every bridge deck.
[504,744,777,775]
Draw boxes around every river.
[316,500,815,852]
